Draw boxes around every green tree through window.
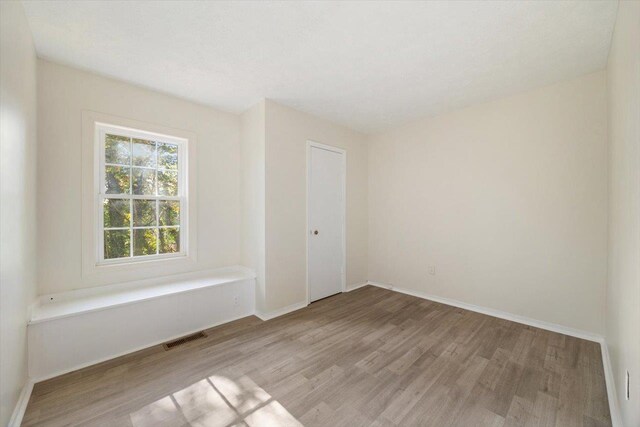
[99,126,185,262]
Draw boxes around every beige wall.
[241,101,267,312]
[35,60,371,315]
[263,100,368,312]
[606,1,640,425]
[37,61,242,294]
[368,71,608,335]
[0,1,38,423]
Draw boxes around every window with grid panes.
[97,124,187,263]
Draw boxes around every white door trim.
[306,140,347,305]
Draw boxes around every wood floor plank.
[22,286,611,426]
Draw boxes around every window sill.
[30,266,255,325]
[96,251,187,267]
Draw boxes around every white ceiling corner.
[22,0,618,133]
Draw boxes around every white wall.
[37,61,243,294]
[263,100,368,313]
[241,101,267,312]
[606,1,640,425]
[368,71,608,335]
[0,1,38,424]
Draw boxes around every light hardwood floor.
[23,286,611,426]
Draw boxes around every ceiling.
[22,1,618,134]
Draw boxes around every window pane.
[105,166,131,194]
[132,138,156,168]
[159,227,180,254]
[104,229,130,259]
[132,167,156,195]
[159,200,180,226]
[158,170,178,196]
[158,143,178,170]
[133,228,158,256]
[103,199,130,228]
[105,134,130,165]
[133,199,157,226]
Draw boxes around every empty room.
[1,0,639,426]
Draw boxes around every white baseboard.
[255,301,308,321]
[256,282,369,320]
[600,340,622,427]
[345,282,369,292]
[366,280,603,343]
[8,379,34,427]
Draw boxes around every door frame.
[306,140,347,305]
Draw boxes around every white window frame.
[95,122,189,265]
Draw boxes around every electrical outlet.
[233,296,239,306]
[428,266,436,275]
[626,370,630,400]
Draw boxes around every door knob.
[313,230,319,235]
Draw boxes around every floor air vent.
[163,331,207,350]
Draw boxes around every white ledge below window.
[28,266,256,381]
[30,266,256,325]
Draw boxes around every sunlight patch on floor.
[129,375,303,427]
